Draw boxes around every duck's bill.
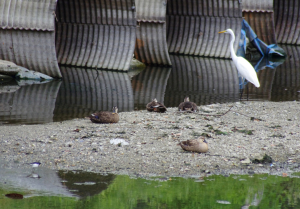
[218,30,226,34]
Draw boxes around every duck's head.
[184,97,190,102]
[112,106,118,113]
[198,137,208,144]
[153,98,158,102]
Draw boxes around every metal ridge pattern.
[243,12,276,44]
[0,80,61,124]
[165,55,240,106]
[53,67,134,121]
[131,66,171,110]
[242,0,273,12]
[167,16,242,58]
[56,23,136,70]
[0,0,57,31]
[56,0,135,26]
[271,45,300,101]
[55,0,136,70]
[0,29,61,78]
[167,0,242,18]
[134,0,171,65]
[274,0,300,45]
[134,22,171,65]
[136,0,166,22]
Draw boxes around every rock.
[200,107,214,112]
[251,153,264,161]
[0,60,20,76]
[0,60,54,81]
[251,154,273,164]
[240,158,251,164]
[16,66,53,80]
[110,138,129,146]
[0,82,20,93]
[17,79,53,86]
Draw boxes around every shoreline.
[1,101,300,177]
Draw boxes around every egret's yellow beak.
[218,30,226,34]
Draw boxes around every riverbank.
[0,101,300,177]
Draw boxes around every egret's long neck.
[229,31,237,60]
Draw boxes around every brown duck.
[89,106,119,123]
[146,98,167,113]
[178,97,198,112]
[178,137,208,153]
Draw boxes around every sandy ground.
[0,101,300,177]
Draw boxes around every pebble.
[0,101,299,177]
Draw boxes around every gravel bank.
[1,101,300,177]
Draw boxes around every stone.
[0,60,20,76]
[16,66,53,80]
[240,158,251,164]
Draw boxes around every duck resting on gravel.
[146,98,167,113]
[89,106,119,123]
[178,137,208,153]
[178,96,198,112]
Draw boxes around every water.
[1,166,300,208]
[0,45,299,125]
[0,46,299,208]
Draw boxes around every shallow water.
[1,166,300,209]
[0,45,299,125]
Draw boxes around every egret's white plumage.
[219,29,260,88]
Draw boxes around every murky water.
[1,166,300,208]
[0,45,299,125]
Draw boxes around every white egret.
[219,29,260,88]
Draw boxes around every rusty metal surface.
[0,0,57,31]
[136,0,166,22]
[0,80,61,124]
[164,55,240,106]
[271,45,300,101]
[274,0,300,45]
[56,0,136,70]
[56,0,135,26]
[167,16,242,58]
[0,29,61,78]
[0,0,61,77]
[54,67,134,121]
[167,0,242,17]
[243,12,276,44]
[242,0,273,12]
[131,66,171,110]
[134,22,171,65]
[134,0,171,65]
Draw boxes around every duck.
[178,96,198,112]
[89,106,119,123]
[178,137,208,153]
[146,98,167,113]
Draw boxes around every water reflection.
[57,170,115,199]
[0,80,61,124]
[0,166,116,199]
[2,169,300,209]
[165,55,240,106]
[0,166,74,198]
[0,46,299,124]
[132,66,171,110]
[53,67,134,121]
[271,45,300,101]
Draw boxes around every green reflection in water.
[2,173,300,209]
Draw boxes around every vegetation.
[2,173,300,208]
